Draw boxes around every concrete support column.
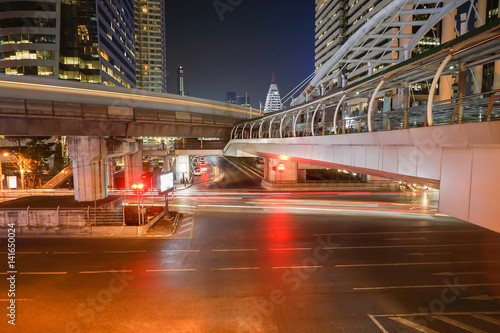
[263,158,299,184]
[124,150,143,189]
[67,137,107,202]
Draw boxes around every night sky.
[165,0,315,108]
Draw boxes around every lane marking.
[271,265,322,270]
[368,314,388,333]
[103,250,146,254]
[432,271,487,276]
[353,283,500,291]
[462,295,500,301]
[432,314,487,333]
[323,243,500,250]
[53,251,92,254]
[386,237,426,241]
[406,252,452,256]
[389,316,440,333]
[0,252,42,255]
[314,230,485,236]
[80,270,132,274]
[336,260,500,268]
[210,267,260,271]
[212,249,257,252]
[269,248,311,251]
[472,314,500,326]
[176,228,191,236]
[0,299,32,301]
[19,272,67,275]
[162,249,200,253]
[146,269,196,272]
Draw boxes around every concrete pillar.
[124,150,143,189]
[439,9,457,101]
[175,155,190,182]
[264,158,299,184]
[67,137,107,202]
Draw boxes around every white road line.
[146,268,196,272]
[210,267,260,271]
[0,299,32,301]
[389,316,440,333]
[179,223,192,228]
[176,228,191,235]
[386,237,426,241]
[212,249,258,252]
[472,314,500,326]
[0,252,42,255]
[269,248,311,251]
[53,251,92,254]
[336,260,500,268]
[271,265,322,270]
[432,315,487,333]
[104,250,146,254]
[314,230,485,236]
[80,270,132,274]
[162,249,200,253]
[368,314,388,333]
[353,283,500,291]
[406,252,452,256]
[19,272,67,275]
[323,243,500,250]
[432,271,487,276]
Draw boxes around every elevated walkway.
[41,165,73,189]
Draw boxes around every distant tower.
[263,72,283,113]
[226,91,237,104]
[177,66,184,96]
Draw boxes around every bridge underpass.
[225,20,500,233]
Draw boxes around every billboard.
[159,172,174,194]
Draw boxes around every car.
[193,168,201,176]
[200,165,208,173]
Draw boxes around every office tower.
[0,0,136,88]
[0,0,61,77]
[177,66,184,95]
[135,0,167,93]
[263,73,283,113]
[226,91,237,104]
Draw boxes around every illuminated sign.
[7,176,17,189]
[159,172,174,194]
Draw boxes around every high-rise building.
[0,0,61,77]
[134,0,167,93]
[314,0,500,92]
[177,66,184,96]
[263,73,283,113]
[1,0,136,88]
[226,91,237,104]
[59,0,136,88]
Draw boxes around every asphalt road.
[1,156,500,332]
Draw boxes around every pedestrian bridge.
[0,75,251,138]
[225,20,500,233]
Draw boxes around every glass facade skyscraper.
[1,0,136,88]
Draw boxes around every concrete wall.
[225,121,500,232]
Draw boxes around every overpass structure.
[0,75,251,138]
[225,18,500,232]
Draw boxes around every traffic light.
[132,183,144,194]
[278,163,285,172]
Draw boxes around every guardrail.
[233,90,500,139]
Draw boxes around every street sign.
[8,176,17,189]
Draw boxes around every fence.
[0,206,124,227]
